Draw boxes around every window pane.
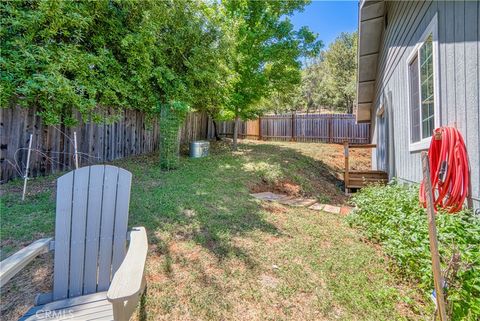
[409,55,420,143]
[420,35,435,139]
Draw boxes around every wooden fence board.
[1,106,209,182]
[211,114,370,144]
[2,109,369,183]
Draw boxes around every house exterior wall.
[371,0,480,208]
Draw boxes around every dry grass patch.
[0,253,53,321]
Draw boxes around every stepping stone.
[308,203,326,211]
[323,204,341,214]
[290,198,318,207]
[277,197,303,205]
[250,192,288,201]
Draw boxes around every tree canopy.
[227,0,321,112]
[222,0,321,148]
[1,0,319,131]
[262,31,358,114]
[323,32,357,113]
[0,0,234,125]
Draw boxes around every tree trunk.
[212,120,222,141]
[345,96,353,114]
[232,115,239,151]
[347,101,353,114]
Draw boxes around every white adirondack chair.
[0,165,148,321]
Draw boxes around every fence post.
[266,117,269,140]
[73,131,79,169]
[347,117,350,144]
[344,141,349,194]
[258,117,262,140]
[328,114,333,143]
[291,113,296,142]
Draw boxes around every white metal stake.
[73,131,79,169]
[22,134,33,201]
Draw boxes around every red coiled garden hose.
[419,127,470,213]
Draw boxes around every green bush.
[1,1,228,125]
[348,182,480,320]
[159,101,189,170]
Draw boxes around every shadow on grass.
[1,141,429,321]
[0,141,346,321]
[1,141,345,263]
[116,141,344,267]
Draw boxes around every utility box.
[190,141,210,158]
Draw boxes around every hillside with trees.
[262,31,358,115]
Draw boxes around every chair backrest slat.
[83,165,105,295]
[53,171,74,301]
[97,166,120,291]
[52,165,132,299]
[111,170,132,273]
[68,167,90,297]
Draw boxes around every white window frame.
[406,13,440,152]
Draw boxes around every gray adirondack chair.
[0,165,148,321]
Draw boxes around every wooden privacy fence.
[210,113,370,144]
[2,108,369,182]
[208,119,260,140]
[0,106,209,182]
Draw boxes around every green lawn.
[1,141,431,320]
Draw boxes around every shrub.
[159,101,189,170]
[1,1,228,125]
[348,182,480,320]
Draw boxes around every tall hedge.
[0,0,230,125]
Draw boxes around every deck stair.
[343,142,388,192]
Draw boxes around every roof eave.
[356,0,385,123]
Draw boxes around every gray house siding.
[371,0,480,208]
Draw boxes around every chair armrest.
[0,238,53,287]
[107,227,148,302]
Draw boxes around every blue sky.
[290,1,359,48]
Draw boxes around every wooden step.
[347,178,387,187]
[348,170,387,175]
[347,172,388,180]
[348,175,388,181]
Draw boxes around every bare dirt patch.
[249,171,346,206]
[260,202,288,214]
[250,179,301,197]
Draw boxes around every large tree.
[0,0,234,124]
[261,31,358,114]
[323,32,358,113]
[223,0,320,150]
[1,0,238,169]
[186,1,237,140]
